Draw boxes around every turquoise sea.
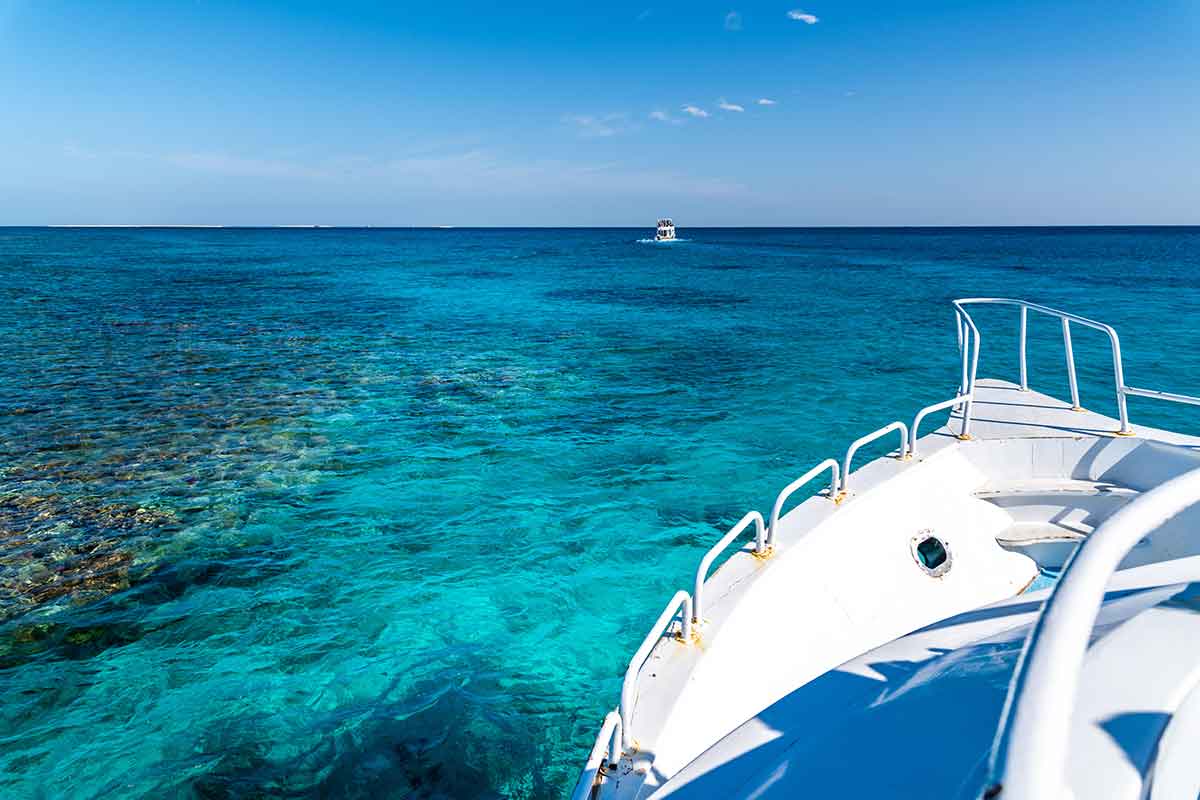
[1,226,1199,799]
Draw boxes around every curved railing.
[572,711,622,800]
[620,590,693,750]
[953,298,1129,434]
[840,421,909,495]
[767,458,840,547]
[909,394,971,457]
[953,298,1200,437]
[693,511,765,624]
[955,304,981,438]
[986,466,1200,798]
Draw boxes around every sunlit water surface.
[1,227,1198,798]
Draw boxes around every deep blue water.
[1,226,1198,798]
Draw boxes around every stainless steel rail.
[910,394,971,457]
[953,297,1200,436]
[693,511,765,624]
[619,590,693,750]
[572,711,622,800]
[1124,385,1200,407]
[840,421,909,494]
[767,458,840,547]
[955,305,982,437]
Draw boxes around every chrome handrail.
[572,711,622,800]
[987,466,1200,798]
[955,298,1200,438]
[841,421,909,494]
[954,297,1131,434]
[693,511,765,624]
[620,590,693,750]
[945,299,1200,438]
[910,394,971,457]
[1124,386,1200,407]
[955,305,982,438]
[1061,317,1081,410]
[767,458,840,547]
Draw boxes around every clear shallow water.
[0,226,1198,798]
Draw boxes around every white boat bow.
[573,298,1200,800]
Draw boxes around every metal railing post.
[840,421,910,495]
[767,459,840,547]
[571,711,623,800]
[693,511,765,624]
[1108,328,1133,434]
[1018,304,1029,391]
[620,591,693,750]
[957,311,967,398]
[910,394,972,457]
[955,306,981,439]
[1062,318,1081,410]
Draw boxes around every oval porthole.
[911,531,952,577]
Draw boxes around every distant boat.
[655,218,676,241]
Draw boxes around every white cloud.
[682,105,710,118]
[60,145,748,220]
[756,98,778,106]
[787,10,819,23]
[649,110,686,126]
[724,10,742,31]
[562,113,631,138]
[718,99,745,112]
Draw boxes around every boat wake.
[637,238,690,244]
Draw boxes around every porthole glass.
[917,537,947,570]
[911,531,952,577]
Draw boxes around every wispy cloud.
[561,113,631,138]
[787,10,819,23]
[649,110,686,126]
[635,8,652,21]
[718,99,745,112]
[682,105,710,118]
[62,143,747,201]
[756,98,778,106]
[724,10,742,31]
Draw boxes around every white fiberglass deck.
[652,557,1200,800]
[946,378,1200,446]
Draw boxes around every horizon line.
[10,223,1200,230]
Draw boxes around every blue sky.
[1,0,1197,226]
